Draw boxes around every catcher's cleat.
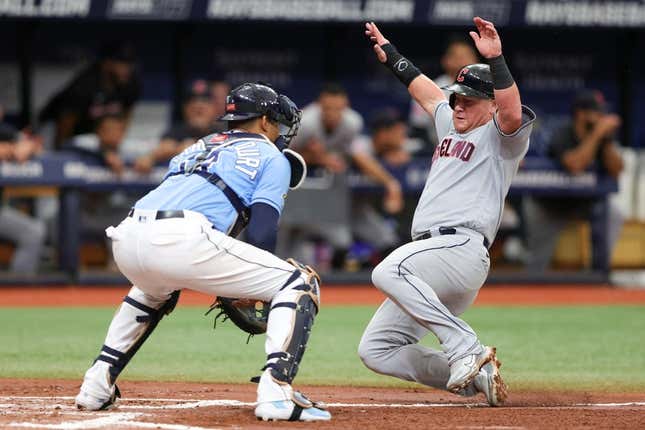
[75,362,121,411]
[75,385,120,411]
[255,400,331,422]
[446,346,495,393]
[474,353,508,407]
[75,384,120,411]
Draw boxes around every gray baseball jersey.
[411,100,536,243]
[290,103,363,155]
[281,103,364,251]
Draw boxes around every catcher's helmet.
[219,82,301,145]
[442,63,494,108]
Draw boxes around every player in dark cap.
[524,89,624,271]
[134,79,227,172]
[39,41,141,147]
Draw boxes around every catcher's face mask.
[273,95,301,147]
[275,96,307,190]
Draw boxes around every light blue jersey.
[135,131,291,233]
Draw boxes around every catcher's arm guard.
[205,297,270,342]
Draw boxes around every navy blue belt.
[416,227,490,248]
[128,209,184,220]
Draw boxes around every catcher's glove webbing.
[205,297,270,343]
[205,258,320,343]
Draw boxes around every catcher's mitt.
[205,297,270,342]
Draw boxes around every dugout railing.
[0,154,616,284]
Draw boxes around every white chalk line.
[4,405,220,430]
[2,396,645,410]
[1,396,195,402]
[9,417,216,430]
[9,412,142,429]
[3,396,645,430]
[575,401,645,407]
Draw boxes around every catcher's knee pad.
[265,259,321,384]
[95,290,180,383]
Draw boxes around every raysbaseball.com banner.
[1,0,644,27]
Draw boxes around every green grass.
[1,305,644,391]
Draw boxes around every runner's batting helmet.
[442,63,494,108]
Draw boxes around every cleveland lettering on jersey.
[433,137,475,162]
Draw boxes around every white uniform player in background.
[358,18,536,406]
[74,83,331,422]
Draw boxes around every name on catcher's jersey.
[135,130,290,233]
[411,100,536,243]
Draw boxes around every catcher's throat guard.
[282,148,306,190]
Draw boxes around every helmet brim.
[441,83,492,99]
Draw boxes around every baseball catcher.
[358,18,536,406]
[75,83,331,421]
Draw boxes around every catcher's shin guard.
[263,260,320,384]
[94,288,180,384]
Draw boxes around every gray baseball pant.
[523,197,624,271]
[0,206,46,273]
[358,230,490,390]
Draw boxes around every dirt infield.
[3,285,645,307]
[1,379,644,429]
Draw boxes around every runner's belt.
[415,227,490,248]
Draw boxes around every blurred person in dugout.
[65,113,129,174]
[353,109,415,257]
[0,105,46,274]
[65,113,138,267]
[134,79,229,172]
[369,109,412,167]
[280,83,403,269]
[523,90,624,271]
[38,41,141,149]
[408,36,478,153]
